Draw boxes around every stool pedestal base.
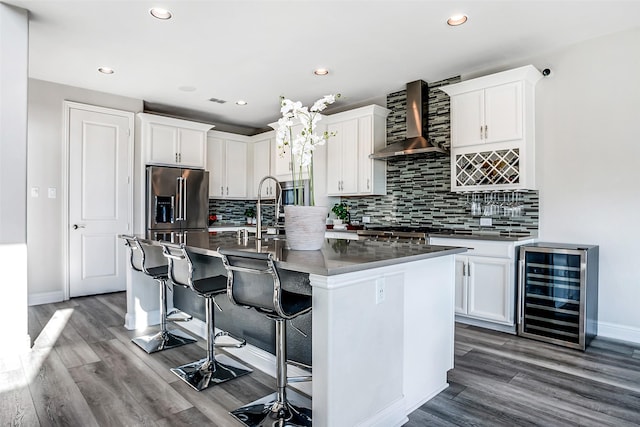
[171,353,252,391]
[132,328,196,354]
[230,388,312,427]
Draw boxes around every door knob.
[73,224,86,230]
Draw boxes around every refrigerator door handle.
[176,177,184,221]
[182,177,187,221]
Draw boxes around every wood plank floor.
[2,292,640,426]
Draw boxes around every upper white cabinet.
[449,82,522,148]
[138,113,212,169]
[207,132,248,199]
[252,136,276,198]
[441,65,541,191]
[325,105,389,196]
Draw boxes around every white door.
[484,81,522,144]
[454,256,468,314]
[225,140,248,198]
[177,127,206,168]
[207,136,225,197]
[148,122,178,165]
[340,119,359,194]
[450,89,484,147]
[358,115,373,194]
[467,256,512,323]
[326,122,342,195]
[253,138,272,197]
[68,103,133,297]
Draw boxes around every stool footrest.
[166,309,193,322]
[287,359,312,372]
[214,331,247,348]
[287,375,312,383]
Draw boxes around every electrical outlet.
[31,187,39,198]
[375,278,385,304]
[362,216,371,223]
[480,217,492,226]
[48,187,57,199]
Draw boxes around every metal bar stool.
[121,235,196,353]
[161,241,252,391]
[219,249,312,427]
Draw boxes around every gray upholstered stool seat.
[219,249,312,427]
[161,241,252,391]
[121,235,196,353]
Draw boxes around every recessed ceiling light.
[150,8,172,20]
[447,14,468,26]
[178,86,196,92]
[236,100,248,106]
[314,68,330,76]
[98,67,114,74]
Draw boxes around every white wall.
[0,3,30,354]
[27,79,142,304]
[533,28,640,342]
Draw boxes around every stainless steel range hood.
[370,80,448,159]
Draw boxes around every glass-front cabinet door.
[518,246,586,349]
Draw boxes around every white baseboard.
[598,321,640,345]
[179,317,312,396]
[28,291,64,306]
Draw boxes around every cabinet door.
[340,120,359,194]
[225,141,247,198]
[148,123,179,165]
[454,256,468,314]
[467,256,512,324]
[207,137,225,198]
[484,82,522,144]
[178,127,206,168]
[450,90,484,148]
[253,138,272,198]
[326,122,343,195]
[358,116,373,193]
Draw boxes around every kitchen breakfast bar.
[123,231,465,427]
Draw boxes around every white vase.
[284,205,328,250]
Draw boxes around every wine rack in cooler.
[517,243,599,350]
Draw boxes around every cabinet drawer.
[430,238,516,259]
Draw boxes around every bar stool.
[161,242,252,391]
[219,249,312,427]
[121,235,196,353]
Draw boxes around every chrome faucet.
[256,176,282,240]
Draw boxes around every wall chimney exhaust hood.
[370,80,448,159]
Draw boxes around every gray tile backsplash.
[210,76,539,234]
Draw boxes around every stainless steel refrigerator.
[146,165,209,240]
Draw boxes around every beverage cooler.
[517,243,599,350]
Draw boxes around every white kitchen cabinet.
[441,65,541,191]
[430,236,535,333]
[327,119,359,195]
[207,133,248,199]
[252,137,276,198]
[326,105,389,196]
[139,113,211,169]
[448,82,522,148]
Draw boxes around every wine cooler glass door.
[518,248,586,349]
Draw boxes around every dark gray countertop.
[429,232,537,242]
[138,231,465,276]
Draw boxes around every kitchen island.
[124,231,465,427]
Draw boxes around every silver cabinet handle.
[367,178,370,190]
[226,186,229,195]
[480,126,483,139]
[220,186,224,196]
[72,224,86,230]
[484,125,488,140]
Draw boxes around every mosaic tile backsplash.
[210,76,539,234]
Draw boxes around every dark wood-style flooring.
[1,292,639,426]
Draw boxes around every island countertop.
[140,230,466,276]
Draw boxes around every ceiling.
[7,0,640,134]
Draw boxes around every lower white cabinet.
[431,236,534,332]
